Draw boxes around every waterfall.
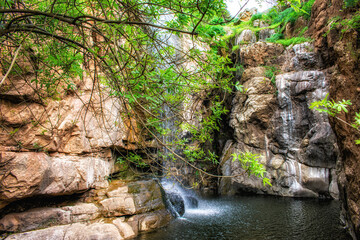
[161,179,199,218]
[285,160,303,193]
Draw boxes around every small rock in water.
[167,192,185,217]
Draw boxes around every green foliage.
[310,95,360,144]
[231,45,240,52]
[270,0,315,25]
[251,13,264,22]
[9,128,19,136]
[32,142,44,152]
[235,82,246,93]
[270,37,312,47]
[197,25,226,38]
[344,0,360,8]
[272,8,297,25]
[181,100,229,144]
[298,26,309,36]
[183,147,219,164]
[266,33,284,43]
[231,152,272,186]
[330,11,360,37]
[310,94,352,117]
[264,66,279,86]
[117,153,148,168]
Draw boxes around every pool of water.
[136,195,351,240]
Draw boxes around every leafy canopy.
[0,0,239,180]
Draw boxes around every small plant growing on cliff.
[231,152,272,186]
[265,66,279,86]
[310,95,360,144]
[329,11,360,38]
[235,82,247,93]
[310,94,352,116]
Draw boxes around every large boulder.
[0,152,112,208]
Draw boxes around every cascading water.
[153,15,202,218]
[161,179,200,218]
[151,13,182,176]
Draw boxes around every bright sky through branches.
[225,0,275,16]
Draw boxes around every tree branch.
[0,44,22,87]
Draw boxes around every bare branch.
[0,44,22,87]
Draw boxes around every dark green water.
[136,196,351,240]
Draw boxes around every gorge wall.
[218,39,340,198]
[0,68,171,239]
[217,0,360,238]
[309,0,360,238]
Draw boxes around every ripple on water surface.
[135,196,351,240]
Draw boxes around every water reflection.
[136,196,350,240]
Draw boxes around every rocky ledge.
[0,179,172,239]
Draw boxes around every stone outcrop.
[239,42,285,67]
[0,179,172,239]
[220,41,340,199]
[0,152,112,208]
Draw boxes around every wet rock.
[138,209,172,232]
[0,73,147,153]
[5,224,69,240]
[0,204,101,232]
[0,152,49,202]
[1,179,171,238]
[237,8,257,22]
[0,100,44,126]
[167,192,185,216]
[0,77,42,103]
[242,67,266,81]
[130,180,166,214]
[300,123,338,168]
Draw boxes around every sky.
[225,0,275,16]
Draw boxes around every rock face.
[0,55,170,238]
[308,0,360,238]
[219,41,340,199]
[0,179,172,239]
[240,42,285,67]
[0,152,112,207]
